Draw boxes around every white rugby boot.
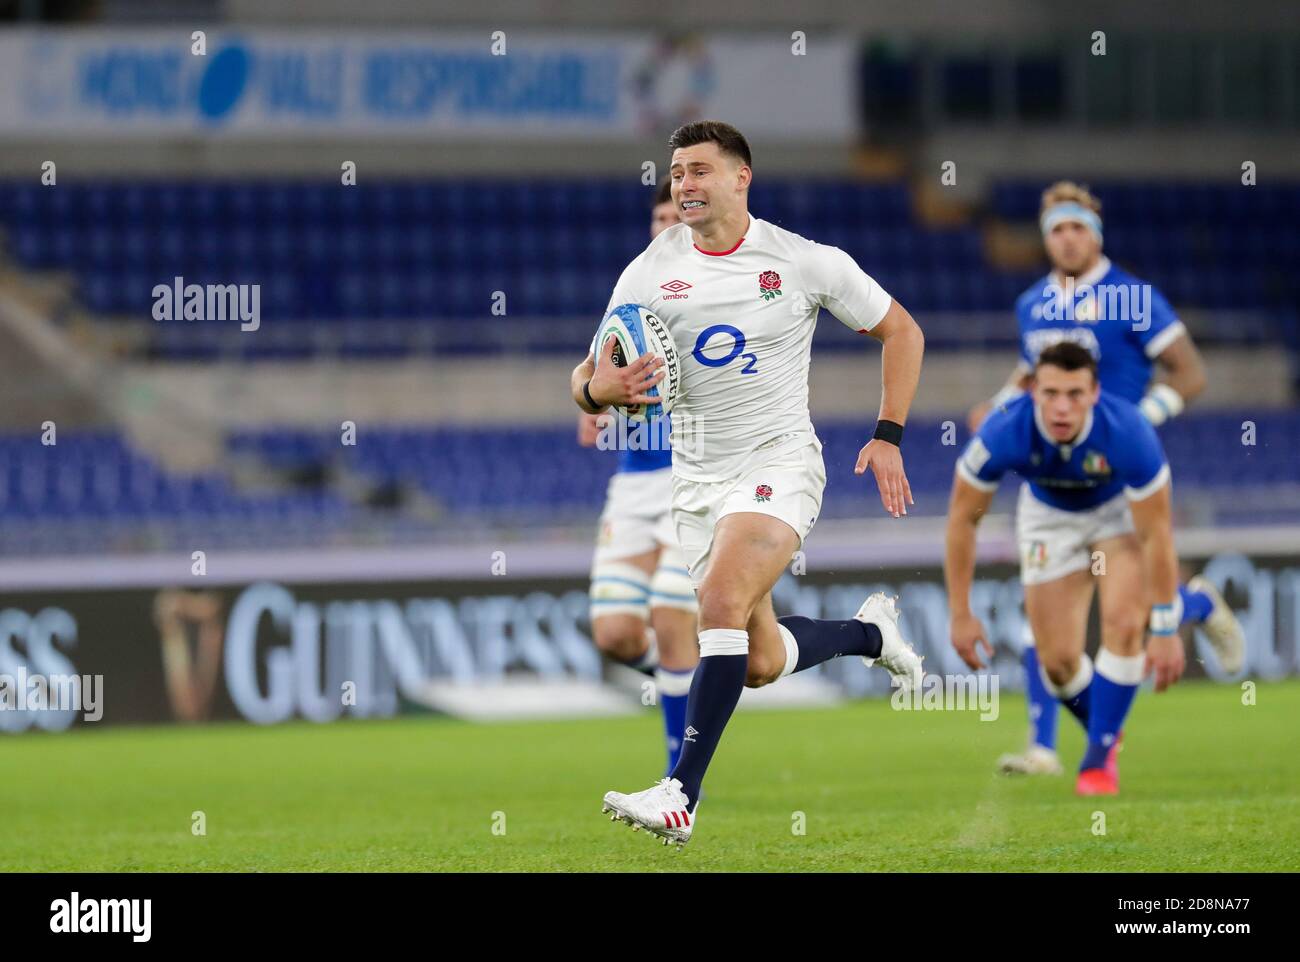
[997,744,1065,776]
[1188,576,1245,674]
[602,777,694,849]
[856,592,925,693]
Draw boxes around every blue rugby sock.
[669,629,749,807]
[778,616,881,673]
[655,667,694,776]
[1179,582,1214,626]
[1081,650,1143,771]
[1022,645,1059,751]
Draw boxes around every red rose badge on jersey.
[754,483,773,502]
[758,270,783,301]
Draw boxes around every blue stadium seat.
[0,177,1293,356]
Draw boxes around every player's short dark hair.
[654,175,673,208]
[667,120,752,168]
[1035,342,1098,382]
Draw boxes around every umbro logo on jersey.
[660,279,692,300]
[684,725,699,742]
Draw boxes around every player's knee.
[591,618,644,660]
[1039,650,1079,688]
[652,618,700,669]
[1102,608,1146,650]
[696,587,751,631]
[744,652,778,688]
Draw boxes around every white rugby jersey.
[601,215,892,482]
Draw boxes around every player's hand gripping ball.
[593,304,679,421]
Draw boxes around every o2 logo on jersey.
[692,324,757,374]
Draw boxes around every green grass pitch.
[4,679,1298,872]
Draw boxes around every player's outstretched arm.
[856,300,924,518]
[1142,333,1207,426]
[944,474,995,670]
[1129,482,1185,692]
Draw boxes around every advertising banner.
[1,551,1295,732]
[0,29,858,140]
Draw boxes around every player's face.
[669,142,750,229]
[1032,364,1100,441]
[1044,220,1100,277]
[650,201,679,240]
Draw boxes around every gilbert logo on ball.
[758,270,783,301]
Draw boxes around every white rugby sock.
[1038,652,1093,698]
[1095,649,1146,685]
[777,622,799,679]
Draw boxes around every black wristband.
[582,380,603,413]
[873,419,904,446]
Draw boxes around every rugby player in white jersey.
[570,121,926,847]
[578,176,699,777]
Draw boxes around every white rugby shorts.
[672,440,826,589]
[1015,482,1135,586]
[589,467,696,619]
[592,467,676,564]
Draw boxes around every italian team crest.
[754,483,773,502]
[1025,540,1048,569]
[1082,451,1110,475]
[758,270,783,301]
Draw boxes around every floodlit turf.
[3,679,1298,872]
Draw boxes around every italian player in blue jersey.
[578,176,699,776]
[946,342,1215,795]
[967,181,1244,776]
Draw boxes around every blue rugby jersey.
[617,415,673,473]
[1015,256,1186,404]
[957,391,1170,511]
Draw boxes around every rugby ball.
[594,304,679,420]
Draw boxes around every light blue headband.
[1040,201,1103,242]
